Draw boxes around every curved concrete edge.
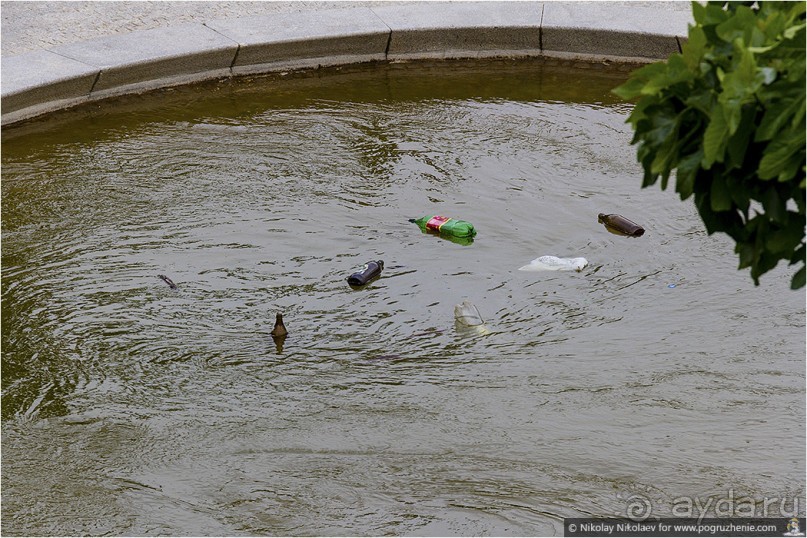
[0,2,692,127]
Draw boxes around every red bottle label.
[426,215,451,231]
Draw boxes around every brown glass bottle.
[598,213,645,237]
[271,313,287,337]
[270,312,287,353]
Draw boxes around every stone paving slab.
[1,49,99,116]
[541,2,691,61]
[375,2,542,60]
[50,23,238,95]
[205,8,390,75]
[1,1,694,127]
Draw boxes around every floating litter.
[518,256,589,272]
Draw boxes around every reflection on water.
[2,58,804,536]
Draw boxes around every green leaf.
[623,93,659,127]
[730,180,751,212]
[637,142,659,188]
[751,250,780,283]
[635,56,695,97]
[716,5,759,45]
[767,226,803,254]
[737,240,757,270]
[701,2,731,27]
[660,54,697,88]
[791,265,806,290]
[682,25,708,69]
[650,115,683,176]
[710,174,733,211]
[644,104,679,146]
[758,130,806,180]
[692,2,707,25]
[748,44,778,54]
[719,45,765,134]
[758,9,788,42]
[675,150,702,199]
[726,105,756,169]
[792,244,806,265]
[612,75,651,101]
[755,91,805,142]
[612,62,670,100]
[784,21,807,40]
[761,187,786,223]
[684,88,715,115]
[791,99,806,130]
[695,189,741,235]
[702,105,728,168]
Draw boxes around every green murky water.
[2,59,804,536]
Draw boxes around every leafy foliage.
[613,1,806,289]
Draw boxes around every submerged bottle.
[598,213,645,237]
[453,300,491,335]
[270,312,288,337]
[347,260,384,287]
[158,274,177,289]
[453,300,485,326]
[270,312,287,353]
[409,215,477,238]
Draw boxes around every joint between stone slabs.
[231,44,242,73]
[46,48,103,97]
[383,29,393,58]
[539,3,545,52]
[367,7,394,59]
[89,70,102,95]
[201,22,241,73]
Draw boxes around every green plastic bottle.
[409,215,477,238]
